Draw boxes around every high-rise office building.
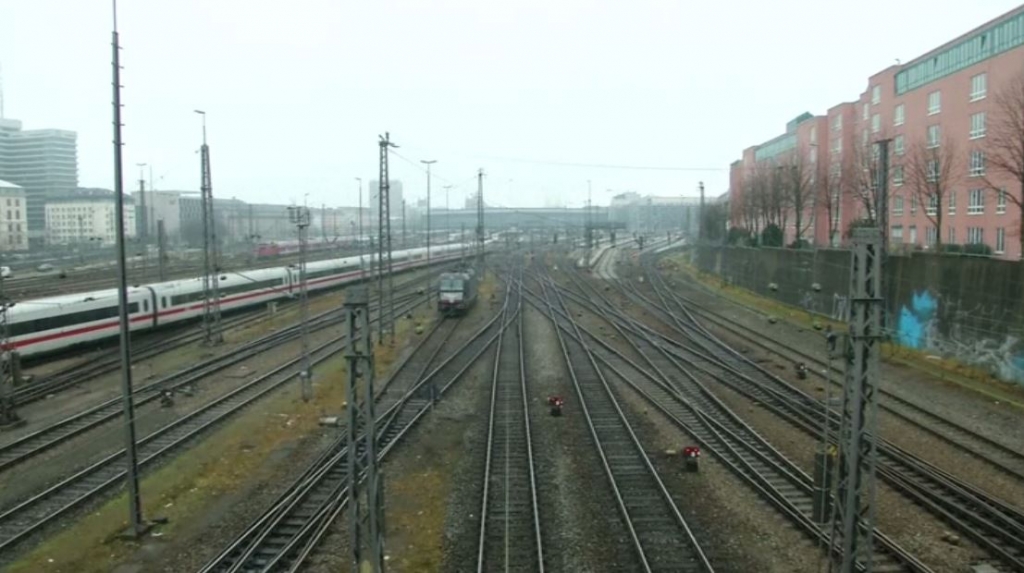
[0,118,78,246]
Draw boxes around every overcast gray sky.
[2,0,1021,210]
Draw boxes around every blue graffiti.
[896,290,938,349]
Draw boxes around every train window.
[143,300,148,312]
[170,278,284,306]
[9,303,140,336]
[162,297,167,308]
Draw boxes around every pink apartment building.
[729,4,1024,259]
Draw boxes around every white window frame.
[928,91,941,115]
[969,151,986,177]
[927,159,940,182]
[997,188,1007,214]
[893,196,904,215]
[911,195,918,214]
[926,195,938,216]
[832,115,843,132]
[967,226,984,244]
[970,112,986,139]
[909,225,918,244]
[926,225,938,246]
[863,102,869,120]
[970,73,987,102]
[968,189,985,214]
[893,165,904,186]
[948,189,956,215]
[894,134,904,155]
[894,103,905,126]
[872,85,881,105]
[947,226,955,244]
[871,114,881,133]
[927,125,941,148]
[996,227,1005,254]
[891,225,904,241]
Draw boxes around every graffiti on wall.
[896,289,1024,384]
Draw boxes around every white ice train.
[5,242,478,358]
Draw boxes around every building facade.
[0,180,28,251]
[0,119,78,245]
[45,190,136,246]
[729,5,1024,259]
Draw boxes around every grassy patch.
[385,463,451,571]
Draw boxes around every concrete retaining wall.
[691,246,1024,384]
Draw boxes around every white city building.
[45,193,136,246]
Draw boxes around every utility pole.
[378,133,398,345]
[443,184,452,242]
[289,204,312,402]
[112,7,147,537]
[401,199,406,248]
[157,219,167,281]
[586,180,593,266]
[476,169,485,265]
[136,163,147,242]
[421,159,436,306]
[344,286,385,572]
[196,109,222,345]
[874,139,891,335]
[355,177,365,282]
[829,227,883,573]
[698,181,706,241]
[460,222,466,266]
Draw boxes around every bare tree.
[781,152,815,246]
[984,69,1024,258]
[906,135,961,250]
[820,154,850,247]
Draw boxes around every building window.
[927,159,940,182]
[909,225,918,244]
[832,115,843,132]
[968,226,984,244]
[894,104,905,126]
[970,151,986,177]
[927,195,938,215]
[894,196,904,215]
[911,195,918,214]
[862,130,870,147]
[948,190,956,215]
[926,225,938,246]
[927,125,941,148]
[970,73,987,101]
[928,91,941,114]
[871,114,881,133]
[997,187,1007,214]
[863,102,869,120]
[894,134,904,155]
[948,226,956,244]
[872,85,881,105]
[996,227,1006,254]
[891,225,904,242]
[893,165,904,186]
[970,112,986,139]
[969,189,985,214]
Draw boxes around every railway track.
[535,277,714,572]
[0,291,414,475]
[475,276,545,572]
[566,265,1024,571]
[0,291,425,558]
[198,280,510,572]
[527,273,928,572]
[634,272,1024,482]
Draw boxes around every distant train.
[437,268,478,316]
[5,242,479,358]
[254,239,345,259]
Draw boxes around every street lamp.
[420,159,436,305]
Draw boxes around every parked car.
[36,263,54,272]
[0,266,11,279]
